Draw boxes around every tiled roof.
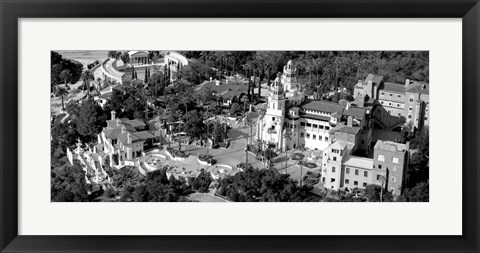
[301,100,344,114]
[104,128,121,139]
[196,80,249,97]
[363,74,384,86]
[335,125,361,135]
[343,155,373,169]
[382,82,406,94]
[343,107,367,120]
[405,81,429,95]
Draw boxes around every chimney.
[127,133,131,144]
[111,110,116,120]
[216,80,220,86]
[346,102,351,110]
[405,79,410,87]
[210,77,213,82]
[347,116,353,127]
[226,79,229,84]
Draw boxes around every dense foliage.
[51,162,89,202]
[51,51,83,90]
[216,167,321,202]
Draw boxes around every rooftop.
[301,100,344,114]
[374,140,408,152]
[406,81,429,95]
[382,82,406,94]
[343,155,373,169]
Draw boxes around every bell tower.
[282,60,297,92]
[262,76,286,150]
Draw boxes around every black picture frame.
[1,0,479,252]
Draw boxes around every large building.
[354,75,429,130]
[257,60,427,196]
[98,111,157,164]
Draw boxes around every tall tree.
[55,86,69,111]
[80,69,95,96]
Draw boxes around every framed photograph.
[1,0,479,252]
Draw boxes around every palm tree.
[55,86,69,111]
[81,69,95,96]
[59,69,71,87]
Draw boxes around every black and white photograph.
[50,50,429,202]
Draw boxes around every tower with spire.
[258,75,286,150]
[282,60,297,92]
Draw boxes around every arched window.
[409,95,414,103]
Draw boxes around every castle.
[256,60,429,196]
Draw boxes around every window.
[345,179,350,184]
[325,126,330,130]
[300,122,306,126]
[355,169,359,175]
[322,177,325,182]
[409,106,413,111]
[378,164,382,169]
[333,156,337,161]
[376,175,381,180]
[306,123,312,127]
[409,96,414,102]
[425,116,428,121]
[331,178,335,183]
[300,132,304,137]
[325,137,329,141]
[272,103,275,110]
[364,171,368,177]
[313,134,316,140]
[346,167,350,174]
[363,182,367,187]
[398,113,402,116]
[408,114,412,119]
[397,95,401,98]
[389,94,393,96]
[378,155,385,162]
[319,125,324,129]
[306,133,310,138]
[332,167,336,172]
[381,92,385,95]
[354,181,358,186]
[390,187,396,194]
[272,117,276,121]
[312,124,318,128]
[380,101,384,104]
[319,136,323,141]
[391,176,396,183]
[332,149,340,154]
[392,157,399,164]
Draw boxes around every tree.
[108,51,119,59]
[55,86,69,111]
[191,169,213,193]
[59,69,71,86]
[51,163,90,202]
[402,182,429,202]
[75,98,107,143]
[81,69,95,96]
[120,51,130,71]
